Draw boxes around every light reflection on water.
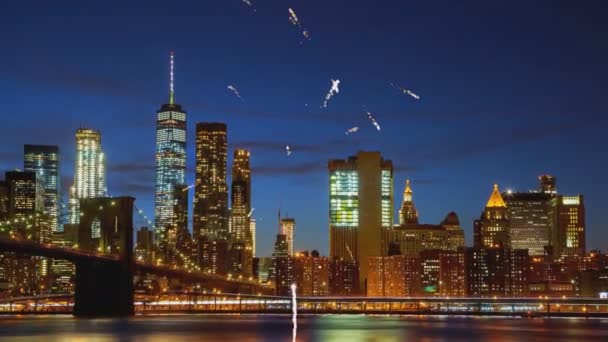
[0,314,607,342]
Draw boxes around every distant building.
[135,227,154,263]
[328,151,393,292]
[439,250,466,297]
[254,256,273,284]
[154,51,187,249]
[389,212,465,257]
[280,217,296,256]
[366,255,421,297]
[196,236,228,275]
[398,179,418,225]
[465,247,529,297]
[539,174,557,195]
[475,184,510,249]
[193,123,228,241]
[549,195,585,258]
[272,233,292,296]
[250,218,256,257]
[329,258,359,296]
[24,145,60,233]
[504,191,551,256]
[68,128,106,225]
[230,149,253,276]
[293,251,329,296]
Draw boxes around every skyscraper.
[230,149,251,243]
[193,123,228,240]
[24,145,60,233]
[504,191,551,256]
[328,151,393,291]
[475,184,510,249]
[398,179,418,225]
[549,195,585,257]
[280,217,296,256]
[68,128,106,225]
[154,51,187,247]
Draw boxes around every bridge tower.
[74,196,135,317]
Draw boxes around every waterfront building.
[549,195,585,258]
[329,151,393,291]
[504,191,551,256]
[293,251,330,296]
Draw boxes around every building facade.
[475,184,510,249]
[328,151,393,292]
[549,195,585,258]
[68,128,106,225]
[504,191,551,256]
[24,145,60,233]
[280,217,296,256]
[154,51,187,248]
[193,123,228,240]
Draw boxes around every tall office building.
[398,179,418,224]
[280,217,296,256]
[154,51,187,247]
[230,149,251,243]
[4,171,46,294]
[68,128,106,225]
[250,218,256,257]
[549,195,585,257]
[272,233,292,295]
[475,184,510,249]
[24,145,60,233]
[504,191,551,256]
[193,123,228,240]
[328,151,393,291]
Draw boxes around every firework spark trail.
[291,284,297,342]
[322,79,340,108]
[288,8,311,43]
[227,85,244,101]
[286,145,292,156]
[367,111,381,131]
[345,127,359,135]
[247,208,255,218]
[390,82,421,100]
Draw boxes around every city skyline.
[1,1,607,257]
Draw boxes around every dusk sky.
[1,0,607,256]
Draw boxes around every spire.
[404,179,412,202]
[486,183,507,208]
[169,51,175,105]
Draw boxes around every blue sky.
[1,0,607,256]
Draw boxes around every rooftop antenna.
[169,51,175,105]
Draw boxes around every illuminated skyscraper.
[328,151,393,291]
[250,218,256,257]
[68,128,106,225]
[154,51,187,246]
[475,184,510,249]
[398,179,418,225]
[193,123,228,240]
[24,145,60,233]
[230,149,251,243]
[504,191,551,256]
[280,217,295,256]
[549,195,585,257]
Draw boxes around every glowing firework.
[227,85,244,101]
[322,79,340,108]
[366,111,381,131]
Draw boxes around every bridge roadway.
[2,293,608,317]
